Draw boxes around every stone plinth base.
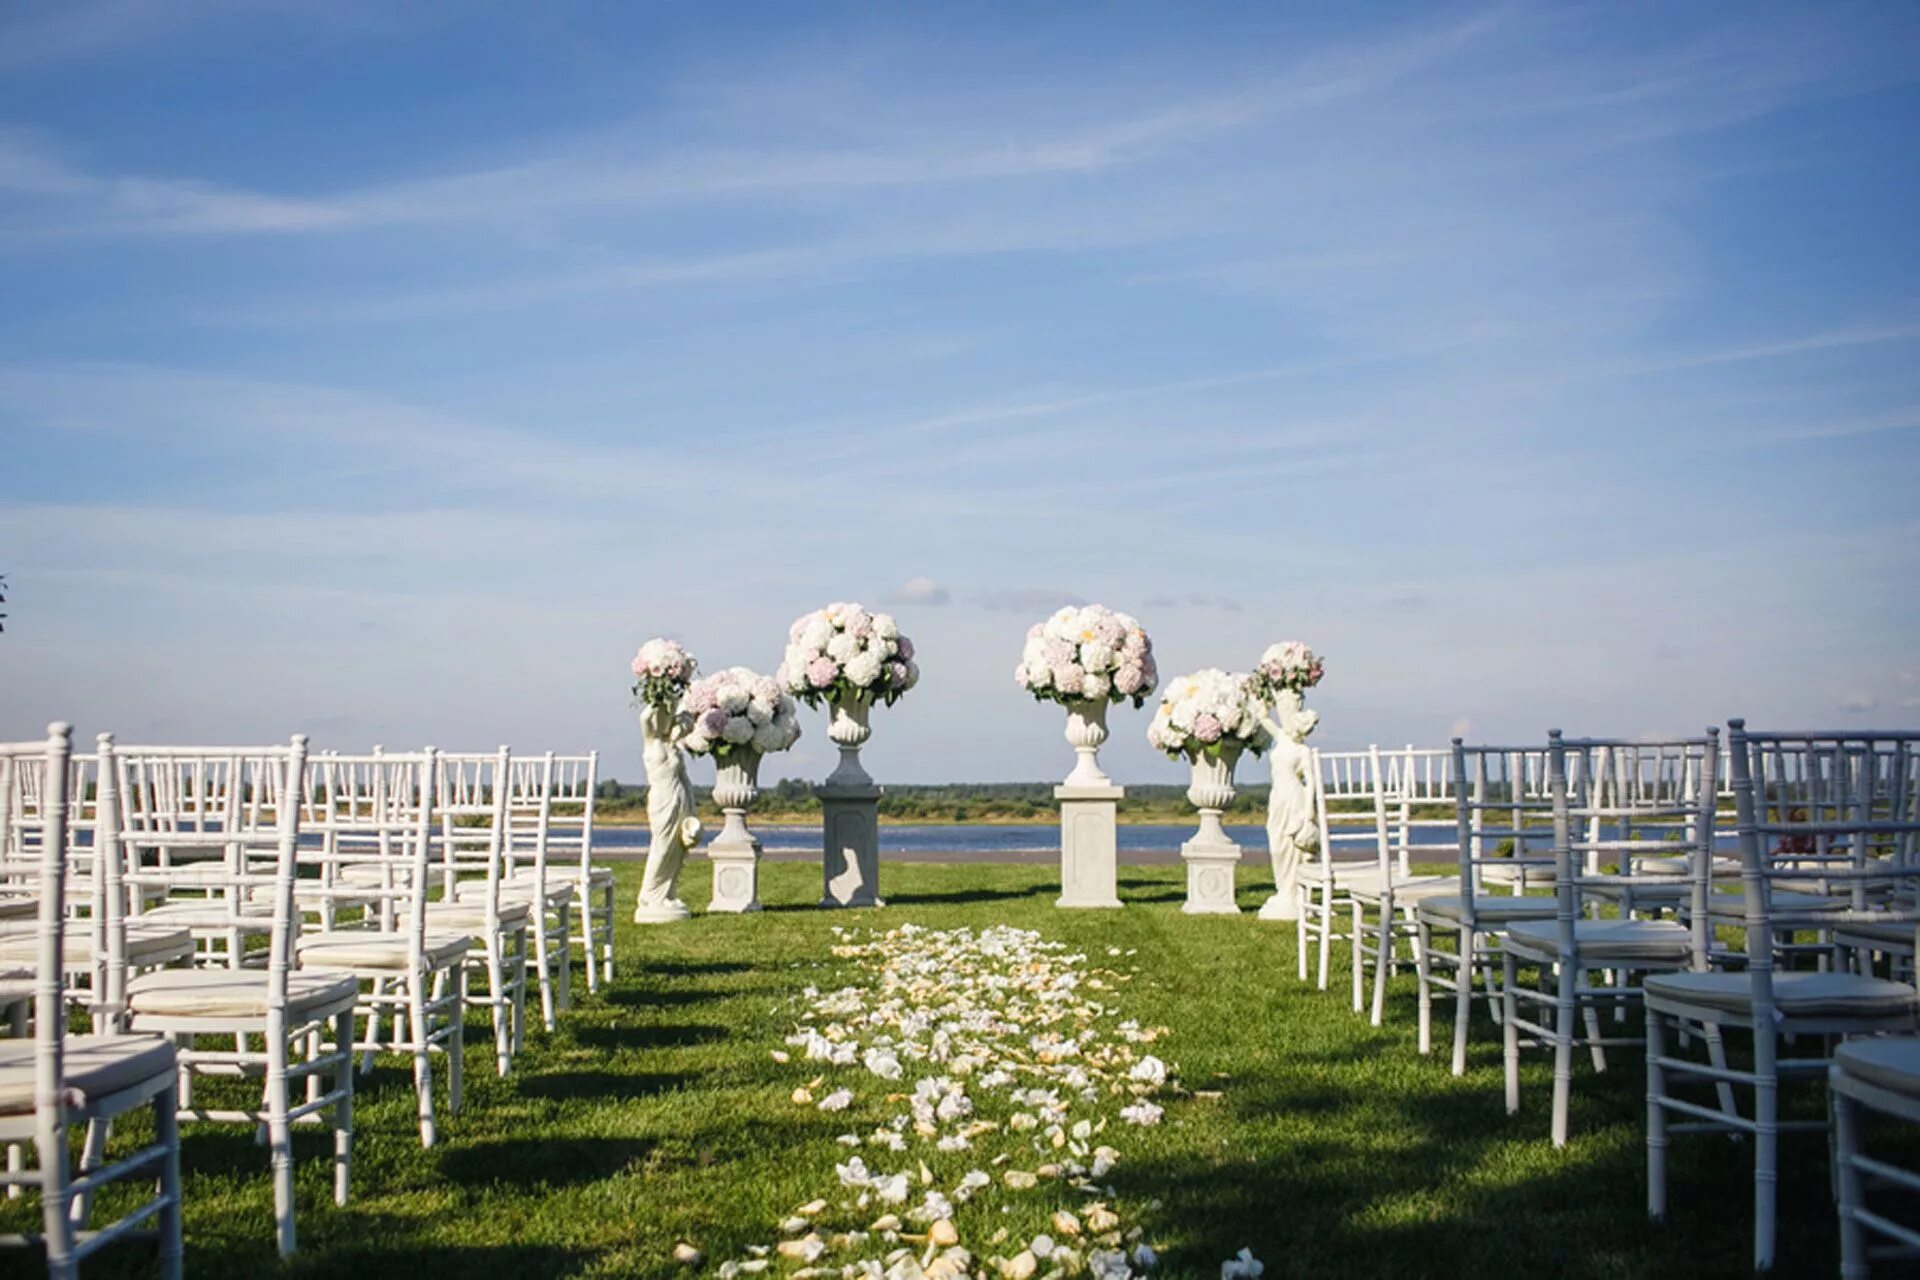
[1056,784,1124,909]
[819,785,883,908]
[1181,828,1242,915]
[707,832,763,914]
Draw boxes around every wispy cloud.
[883,577,951,607]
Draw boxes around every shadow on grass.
[601,986,730,1009]
[643,960,753,977]
[438,1137,660,1188]
[282,1243,593,1278]
[572,1023,727,1050]
[883,885,1043,906]
[517,1070,688,1102]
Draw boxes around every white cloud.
[883,577,951,607]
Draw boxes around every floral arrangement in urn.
[1014,604,1158,707]
[1249,641,1323,698]
[630,637,698,710]
[1146,668,1275,762]
[679,667,802,759]
[777,602,919,709]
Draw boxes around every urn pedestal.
[1056,784,1124,909]
[1181,747,1244,915]
[818,693,883,908]
[707,749,763,914]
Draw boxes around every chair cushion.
[1704,889,1849,917]
[1645,970,1917,1019]
[425,899,532,929]
[0,924,193,972]
[1834,919,1919,951]
[0,1034,177,1115]
[1348,875,1461,905]
[296,929,470,971]
[1836,1036,1920,1099]
[334,863,416,886]
[0,895,36,922]
[127,968,359,1021]
[1505,918,1693,963]
[510,864,614,887]
[1418,895,1557,925]
[135,899,273,927]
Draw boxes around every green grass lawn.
[3,860,1878,1279]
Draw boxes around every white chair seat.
[296,929,471,971]
[1419,895,1557,926]
[136,899,273,927]
[508,865,614,889]
[1505,918,1692,963]
[334,863,414,887]
[1348,875,1460,905]
[1834,918,1919,950]
[0,923,193,971]
[0,1034,177,1115]
[1629,854,1742,878]
[1704,889,1848,918]
[425,899,533,929]
[1835,1036,1920,1099]
[1645,970,1917,1019]
[127,968,358,1020]
[0,895,36,922]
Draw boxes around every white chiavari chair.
[293,749,469,1147]
[500,752,572,1032]
[527,751,615,991]
[1644,724,1920,1272]
[114,737,358,1259]
[1295,747,1375,1003]
[1831,740,1919,981]
[1499,732,1732,1145]
[1345,745,1462,1027]
[1415,741,1561,1075]
[1832,1033,1920,1278]
[0,725,184,1279]
[428,750,529,1077]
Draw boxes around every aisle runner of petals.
[711,924,1243,1280]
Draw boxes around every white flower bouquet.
[1015,604,1158,708]
[1249,641,1323,698]
[1146,668,1274,762]
[630,637,698,710]
[679,667,802,759]
[778,602,919,709]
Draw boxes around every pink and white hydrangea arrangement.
[630,637,698,710]
[1015,604,1158,708]
[777,602,920,709]
[678,667,802,759]
[1250,641,1324,698]
[1146,668,1275,762]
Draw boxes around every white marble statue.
[634,702,701,923]
[1259,688,1320,921]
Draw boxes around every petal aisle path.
[709,923,1251,1280]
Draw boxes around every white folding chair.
[1415,741,1561,1075]
[1499,732,1731,1145]
[501,752,572,1032]
[1644,724,1920,1272]
[116,737,359,1258]
[1833,1033,1920,1277]
[540,752,615,991]
[429,750,529,1075]
[0,724,184,1280]
[294,749,469,1146]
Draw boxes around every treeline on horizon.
[591,778,1278,822]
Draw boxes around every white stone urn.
[1181,742,1245,915]
[1061,698,1113,787]
[823,691,875,790]
[707,748,763,913]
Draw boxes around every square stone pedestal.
[706,829,763,914]
[1056,784,1124,909]
[1181,826,1242,914]
[819,784,883,908]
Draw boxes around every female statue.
[634,700,701,922]
[1259,688,1320,921]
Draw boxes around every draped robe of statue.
[1259,688,1321,921]
[634,703,700,922]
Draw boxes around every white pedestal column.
[819,784,883,908]
[1181,749,1244,915]
[707,750,763,914]
[1056,784,1124,909]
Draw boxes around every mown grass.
[1,860,1887,1279]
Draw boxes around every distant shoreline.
[591,813,1268,828]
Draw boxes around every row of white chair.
[1288,726,1920,1273]
[0,731,615,1273]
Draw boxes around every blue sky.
[1,1,1917,785]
